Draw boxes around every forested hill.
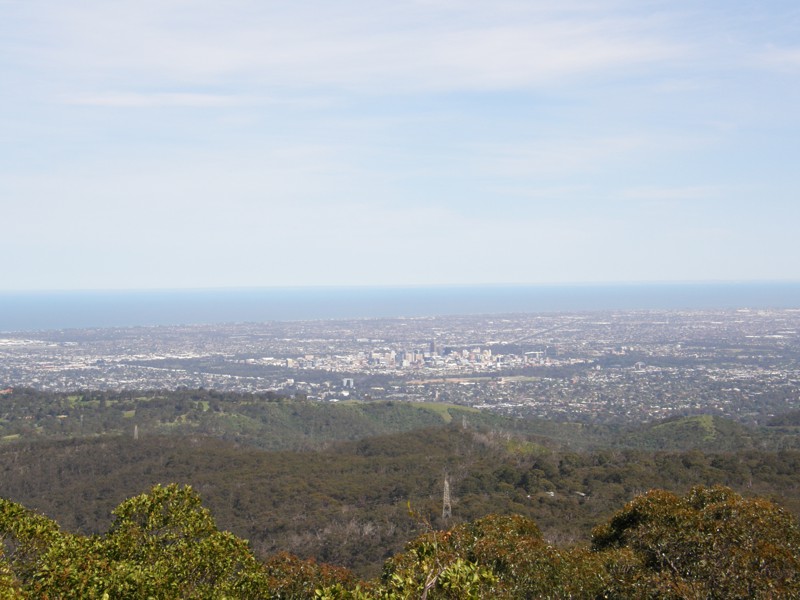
[4,387,800,452]
[1,387,511,450]
[3,482,800,598]
[4,388,800,577]
[3,425,800,576]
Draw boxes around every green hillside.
[0,388,509,450]
[616,415,758,451]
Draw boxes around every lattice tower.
[442,475,452,519]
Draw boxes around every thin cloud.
[2,1,799,289]
[25,1,685,95]
[754,46,800,71]
[63,92,254,108]
[622,185,724,202]
[473,135,651,178]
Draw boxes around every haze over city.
[2,1,799,292]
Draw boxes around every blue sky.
[2,0,799,290]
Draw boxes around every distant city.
[2,307,798,425]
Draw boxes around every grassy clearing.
[504,437,549,456]
[414,402,480,423]
[651,415,717,442]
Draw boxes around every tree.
[592,485,800,598]
[4,483,800,599]
[0,546,22,599]
[1,485,273,598]
[99,484,273,598]
[0,496,61,593]
[377,513,604,599]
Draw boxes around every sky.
[1,0,799,291]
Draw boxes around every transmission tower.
[442,474,452,519]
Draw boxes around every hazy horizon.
[2,281,799,332]
[4,277,800,294]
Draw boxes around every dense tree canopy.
[0,484,356,599]
[593,486,800,598]
[2,484,798,599]
[3,424,800,578]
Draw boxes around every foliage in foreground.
[0,484,352,599]
[2,484,799,599]
[592,486,800,598]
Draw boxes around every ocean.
[1,282,799,332]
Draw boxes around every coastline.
[1,281,799,332]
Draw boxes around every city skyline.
[2,1,799,291]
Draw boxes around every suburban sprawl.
[2,308,799,425]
